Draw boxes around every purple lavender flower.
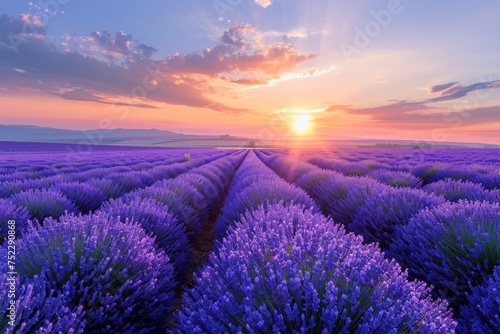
[87,178,127,199]
[178,203,456,333]
[256,151,316,183]
[350,187,445,248]
[309,157,372,176]
[423,178,495,203]
[52,181,106,213]
[0,198,30,243]
[0,257,87,333]
[105,172,144,193]
[458,266,500,333]
[368,169,423,188]
[215,180,318,241]
[99,196,191,280]
[389,201,500,305]
[412,163,450,185]
[15,213,176,332]
[10,188,77,222]
[478,172,500,190]
[215,152,318,241]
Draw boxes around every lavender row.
[214,150,318,242]
[175,152,455,332]
[0,151,246,332]
[0,148,218,181]
[308,151,500,190]
[309,156,499,203]
[0,150,224,198]
[259,150,500,331]
[302,148,500,167]
[98,150,247,280]
[0,151,233,238]
[181,204,456,332]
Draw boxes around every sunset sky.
[1,1,500,144]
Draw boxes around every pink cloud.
[255,0,272,8]
[164,22,315,82]
[0,18,314,113]
[20,13,43,26]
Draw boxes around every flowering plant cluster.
[4,213,176,333]
[178,203,456,333]
[458,265,500,333]
[215,151,317,242]
[389,201,500,305]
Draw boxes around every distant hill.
[0,124,254,148]
[1,124,498,149]
[0,125,181,144]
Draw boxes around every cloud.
[327,80,500,129]
[0,14,47,45]
[428,80,500,102]
[428,81,458,93]
[0,17,314,114]
[136,43,157,58]
[329,103,500,128]
[230,78,268,85]
[255,0,272,8]
[327,101,433,122]
[90,31,133,55]
[52,88,158,109]
[165,22,315,79]
[20,13,44,26]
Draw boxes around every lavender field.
[1,142,499,333]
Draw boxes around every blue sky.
[1,0,499,143]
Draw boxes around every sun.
[293,115,312,134]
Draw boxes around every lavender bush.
[423,178,495,203]
[177,203,456,333]
[0,198,30,243]
[295,169,347,212]
[477,172,500,190]
[368,169,423,188]
[215,180,317,241]
[10,188,77,222]
[215,152,317,241]
[256,151,315,183]
[129,183,204,239]
[0,259,86,333]
[52,181,106,213]
[412,163,450,185]
[105,172,144,193]
[309,157,371,176]
[88,178,127,199]
[389,201,500,305]
[458,266,500,333]
[15,213,176,333]
[294,169,385,226]
[350,187,445,248]
[99,196,191,280]
[174,173,220,208]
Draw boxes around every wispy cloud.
[0,16,316,113]
[428,81,459,93]
[327,80,500,128]
[255,0,272,9]
[51,88,158,109]
[90,31,134,56]
[428,80,500,102]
